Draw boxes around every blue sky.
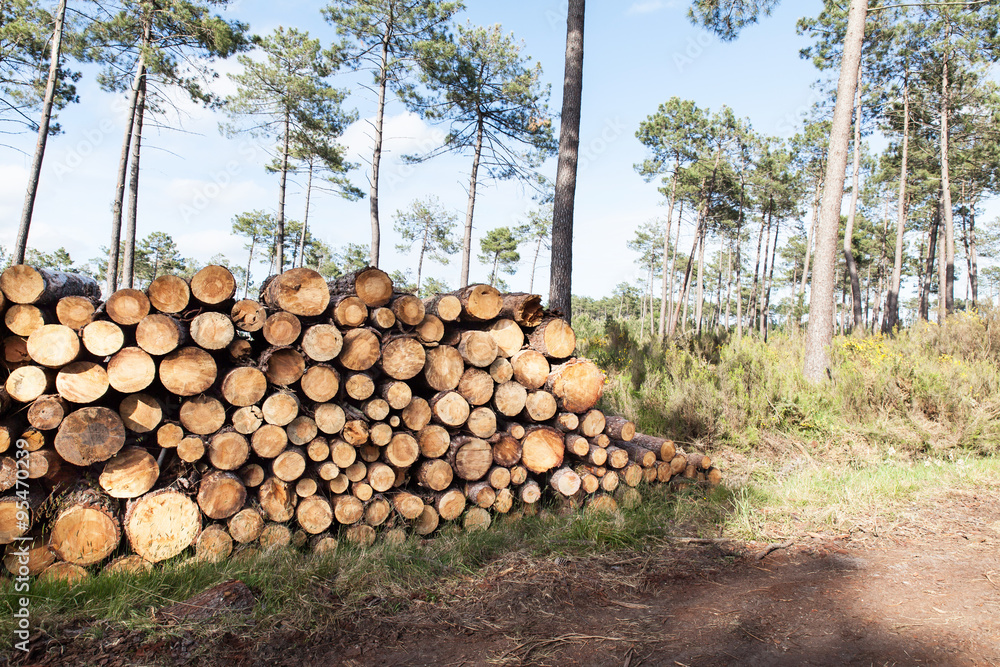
[0,0,826,298]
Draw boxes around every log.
[555,412,579,432]
[311,533,339,554]
[227,337,251,366]
[331,267,393,307]
[159,347,216,396]
[99,446,158,498]
[106,347,156,394]
[423,294,462,322]
[521,426,565,474]
[332,494,364,524]
[339,328,381,371]
[605,445,630,470]
[528,317,577,359]
[499,292,543,327]
[486,465,511,490]
[467,406,497,439]
[366,462,396,493]
[259,522,293,549]
[493,381,527,418]
[54,406,125,466]
[221,367,268,407]
[523,391,557,423]
[458,330,498,368]
[20,427,44,452]
[47,481,120,565]
[190,311,235,350]
[384,432,419,468]
[157,423,183,449]
[414,504,440,535]
[261,267,330,316]
[519,479,542,504]
[26,324,79,368]
[239,463,265,488]
[401,396,432,431]
[261,347,305,386]
[379,380,412,410]
[486,318,524,359]
[362,398,389,421]
[604,416,636,442]
[616,440,657,467]
[509,464,528,485]
[417,425,451,459]
[488,357,514,384]
[545,359,605,414]
[3,534,56,576]
[306,437,330,462]
[564,433,590,458]
[190,265,236,305]
[261,391,299,426]
[262,311,301,347]
[177,436,206,462]
[622,463,644,487]
[125,489,202,563]
[368,306,396,329]
[415,459,453,491]
[55,295,96,330]
[251,424,288,459]
[549,467,582,496]
[454,284,502,322]
[687,451,712,470]
[342,417,369,446]
[39,562,89,584]
[147,274,190,314]
[300,365,340,403]
[426,488,465,521]
[579,409,607,438]
[179,395,226,435]
[1,266,99,305]
[135,313,187,355]
[286,416,317,446]
[331,295,368,328]
[258,477,296,522]
[391,491,424,519]
[390,293,425,326]
[104,554,153,575]
[415,313,444,344]
[465,481,495,508]
[27,394,68,430]
[583,443,608,466]
[344,461,368,482]
[423,345,464,392]
[4,304,48,336]
[579,471,600,495]
[314,403,346,435]
[447,435,492,481]
[81,320,124,356]
[3,335,29,367]
[490,432,522,467]
[364,495,392,526]
[197,471,247,519]
[301,324,343,363]
[228,507,264,543]
[344,372,375,400]
[106,288,150,325]
[25,448,61,480]
[380,336,426,380]
[430,390,470,428]
[195,525,233,563]
[329,439,357,468]
[208,430,250,470]
[492,486,514,513]
[297,495,333,533]
[457,367,494,406]
[344,523,376,545]
[511,349,550,390]
[630,433,676,462]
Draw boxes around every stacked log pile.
[0,264,721,580]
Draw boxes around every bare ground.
[8,486,1000,667]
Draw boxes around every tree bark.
[803,0,868,383]
[460,117,484,288]
[919,200,940,321]
[844,62,863,331]
[122,74,147,289]
[882,78,908,334]
[658,161,679,340]
[369,32,390,267]
[549,0,584,319]
[15,0,68,263]
[297,157,314,268]
[939,45,955,322]
[277,108,291,273]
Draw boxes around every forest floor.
[8,473,1000,667]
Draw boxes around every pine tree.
[478,227,520,288]
[393,195,460,293]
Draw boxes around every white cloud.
[339,111,447,166]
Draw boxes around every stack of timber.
[0,264,721,580]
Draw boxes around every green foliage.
[393,195,459,291]
[477,226,520,287]
[687,0,780,42]
[135,231,183,284]
[419,275,450,297]
[25,246,76,271]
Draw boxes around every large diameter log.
[423,345,464,391]
[5,304,48,337]
[430,390,470,428]
[486,319,524,359]
[604,416,636,442]
[447,436,492,481]
[179,395,226,435]
[380,336,426,380]
[82,320,124,356]
[56,295,96,330]
[579,409,607,438]
[258,477,296,522]
[99,446,159,498]
[339,328,381,372]
[209,431,250,470]
[221,367,268,407]
[302,324,343,362]
[190,265,236,305]
[423,293,462,322]
[458,330,498,368]
[26,324,79,367]
[528,317,577,359]
[48,482,120,565]
[331,267,393,307]
[190,311,235,350]
[159,347,216,396]
[107,347,156,393]
[197,471,247,520]
[27,394,69,430]
[521,426,565,474]
[125,489,202,563]
[493,381,527,417]
[0,266,99,305]
[390,294,425,325]
[106,288,150,325]
[511,349,550,390]
[135,313,186,355]
[631,433,676,462]
[55,406,126,466]
[499,292,543,327]
[301,365,340,403]
[147,274,190,314]
[261,347,305,386]
[454,284,502,321]
[545,359,605,414]
[262,267,330,316]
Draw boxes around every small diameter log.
[416,459,453,491]
[380,380,412,410]
[177,436,206,462]
[314,403,346,435]
[228,508,264,543]
[550,467,582,497]
[687,451,712,470]
[300,365,340,403]
[159,347,216,396]
[392,491,424,519]
[208,430,250,470]
[157,423,183,449]
[415,314,444,344]
[195,525,233,563]
[489,357,514,384]
[413,504,439,535]
[564,433,590,458]
[426,488,466,521]
[297,495,333,534]
[344,461,368,482]
[262,311,301,347]
[331,295,368,328]
[457,367,494,406]
[190,311,235,350]
[528,317,577,359]
[261,347,305,386]
[39,562,89,584]
[605,445,630,470]
[486,318,524,359]
[366,462,396,493]
[27,394,68,430]
[423,293,462,322]
[447,435,492,481]
[401,396,432,431]
[221,367,268,407]
[604,416,636,442]
[332,494,364,524]
[458,330,498,368]
[227,338,252,364]
[509,464,528,485]
[499,292,543,327]
[25,448,61,480]
[344,372,375,400]
[523,391,557,423]
[104,554,154,575]
[147,274,190,314]
[239,463,266,488]
[493,381,528,418]
[519,479,542,504]
[555,412,580,432]
[487,465,511,490]
[454,284,503,322]
[344,524,376,545]
[311,533,339,554]
[369,306,396,329]
[48,482,120,565]
[511,349,550,390]
[197,471,247,520]
[430,390,470,428]
[3,336,29,367]
[179,395,226,435]
[418,425,451,459]
[4,535,56,576]
[331,267,393,307]
[362,398,389,421]
[286,416,317,446]
[329,440,357,468]
[229,299,266,333]
[262,267,330,316]
[259,522,293,549]
[190,265,236,305]
[125,489,202,563]
[106,288,150,326]
[56,295,96,330]
[521,426,565,474]
[81,320,124,356]
[423,345,464,391]
[579,409,607,438]
[1,265,99,305]
[252,424,288,459]
[25,324,78,368]
[135,313,187,355]
[622,463,644,487]
[384,432,420,468]
[583,443,608,466]
[262,391,299,426]
[579,472,600,495]
[466,407,497,439]
[545,359,605,414]
[630,433,676,462]
[302,324,343,362]
[656,461,672,483]
[380,336,426,380]
[390,293,425,326]
[492,487,514,513]
[339,328,381,372]
[55,406,126,466]
[465,481,495,508]
[307,437,330,462]
[616,440,657,467]
[706,467,722,486]
[364,495,392,526]
[5,304,48,337]
[99,446,158,498]
[258,477,296,522]
[342,418,369,446]
[490,432,522,467]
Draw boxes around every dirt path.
[12,487,1000,667]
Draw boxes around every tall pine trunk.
[748,213,767,332]
[919,200,940,321]
[14,0,68,263]
[369,34,390,267]
[529,237,542,293]
[695,222,706,335]
[669,180,707,337]
[763,214,780,341]
[882,78,909,334]
[668,200,683,326]
[658,161,679,340]
[460,117,484,287]
[549,0,584,318]
[844,62,863,331]
[244,237,255,298]
[939,47,955,322]
[297,157,314,269]
[122,74,147,289]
